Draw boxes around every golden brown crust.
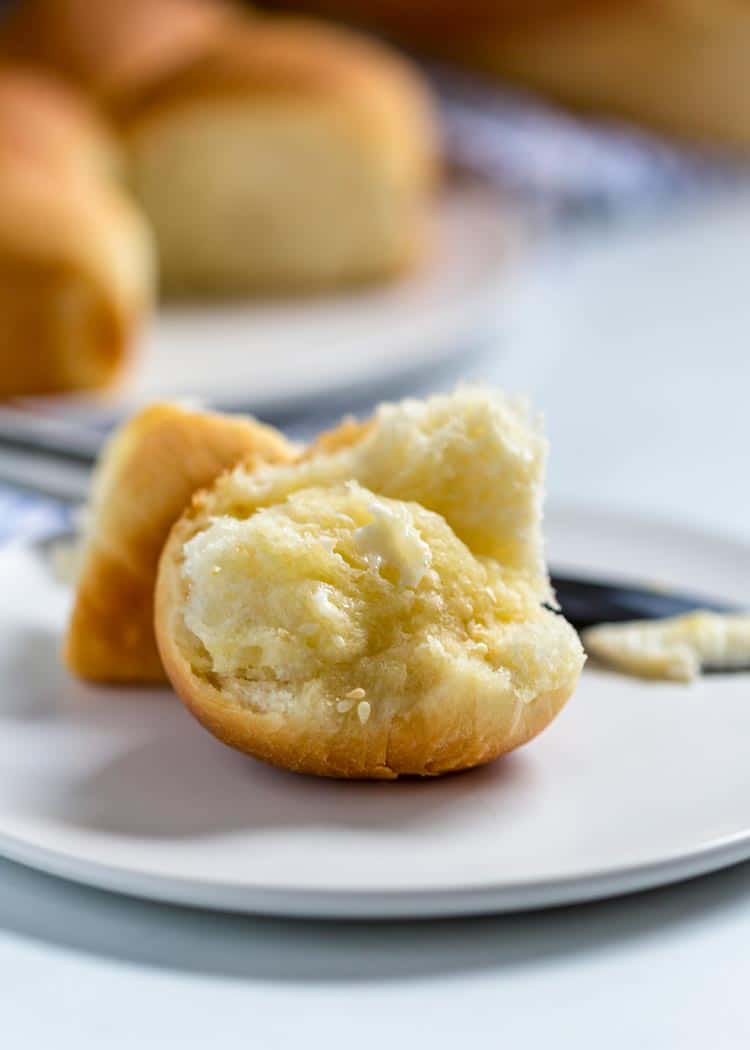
[122,15,435,135]
[121,15,437,208]
[156,520,575,778]
[0,1,436,160]
[0,0,236,110]
[269,1,750,149]
[0,256,138,398]
[1,5,437,297]
[300,414,374,460]
[459,0,750,150]
[0,70,154,397]
[65,403,296,684]
[0,65,118,177]
[121,14,434,204]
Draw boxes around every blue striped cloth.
[435,69,745,215]
[0,487,72,544]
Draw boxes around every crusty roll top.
[66,402,296,683]
[120,16,438,186]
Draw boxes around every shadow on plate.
[0,624,171,725]
[1,626,67,722]
[5,619,536,838]
[4,623,537,839]
[47,727,535,839]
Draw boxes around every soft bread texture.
[156,389,585,778]
[65,402,295,684]
[123,17,437,295]
[272,0,750,149]
[0,68,154,397]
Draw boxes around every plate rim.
[1,822,749,919]
[14,181,520,424]
[1,504,749,919]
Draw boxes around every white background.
[2,194,750,1047]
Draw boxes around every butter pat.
[355,498,431,589]
[582,611,750,682]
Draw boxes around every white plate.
[0,506,748,918]
[25,182,515,421]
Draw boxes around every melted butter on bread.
[354,494,431,589]
[156,388,585,779]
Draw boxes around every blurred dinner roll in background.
[0,66,154,397]
[0,0,439,395]
[0,0,437,324]
[264,0,750,150]
[0,65,118,177]
[122,16,437,295]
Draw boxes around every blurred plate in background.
[22,180,517,422]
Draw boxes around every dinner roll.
[65,402,296,684]
[1,2,438,294]
[270,0,750,150]
[0,69,154,398]
[123,16,437,295]
[156,389,584,778]
[450,0,750,151]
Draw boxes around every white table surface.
[3,194,750,1048]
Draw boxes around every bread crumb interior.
[176,389,584,722]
